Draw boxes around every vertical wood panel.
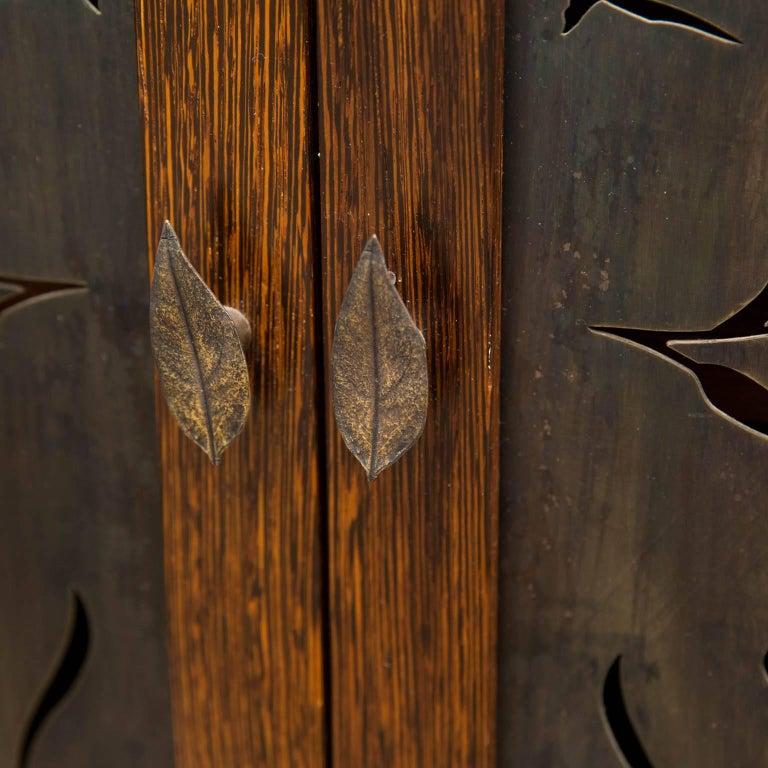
[315,2,505,765]
[135,2,325,766]
[0,1,172,765]
[499,2,768,766]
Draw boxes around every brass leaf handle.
[149,221,251,464]
[332,235,428,480]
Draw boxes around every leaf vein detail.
[368,258,380,476]
[167,252,216,459]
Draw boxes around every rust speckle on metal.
[149,221,250,464]
[331,235,428,480]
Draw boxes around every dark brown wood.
[0,1,172,765]
[500,1,768,765]
[315,1,505,765]
[135,1,325,766]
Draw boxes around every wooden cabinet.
[1,1,765,767]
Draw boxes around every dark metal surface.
[150,222,251,464]
[500,1,768,766]
[331,236,428,480]
[0,1,173,765]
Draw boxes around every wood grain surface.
[499,1,768,765]
[315,1,505,765]
[135,1,325,765]
[0,1,172,765]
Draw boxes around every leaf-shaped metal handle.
[332,235,428,480]
[150,221,251,464]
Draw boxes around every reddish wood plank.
[135,2,325,765]
[315,2,505,765]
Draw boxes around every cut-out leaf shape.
[18,591,90,768]
[591,276,768,438]
[150,221,250,464]
[563,0,741,44]
[0,275,86,319]
[332,235,428,480]
[602,655,654,768]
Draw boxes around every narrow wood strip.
[315,1,505,764]
[135,1,325,765]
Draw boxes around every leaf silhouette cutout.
[18,591,90,768]
[0,275,87,319]
[332,235,428,480]
[602,656,654,768]
[150,221,250,464]
[563,0,741,44]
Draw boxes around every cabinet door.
[136,1,326,766]
[137,0,505,765]
[499,2,768,766]
[314,1,504,765]
[0,2,172,766]
[3,1,505,766]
